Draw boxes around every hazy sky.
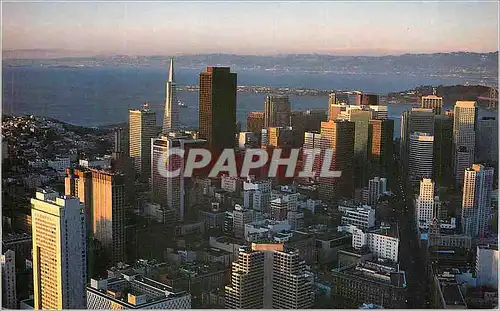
[3,1,499,56]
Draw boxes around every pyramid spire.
[168,58,174,82]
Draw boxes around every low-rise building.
[86,273,191,309]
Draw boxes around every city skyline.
[3,1,499,56]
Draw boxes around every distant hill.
[3,51,498,84]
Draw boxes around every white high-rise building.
[233,204,256,238]
[365,177,387,206]
[415,179,437,229]
[1,249,17,309]
[409,132,434,183]
[31,189,87,309]
[462,164,494,237]
[338,205,376,229]
[453,101,477,185]
[351,223,399,262]
[475,245,499,289]
[162,58,179,134]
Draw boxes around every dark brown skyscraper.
[318,120,355,202]
[199,67,237,151]
[368,119,394,176]
[247,112,265,135]
[361,93,379,106]
[433,115,453,186]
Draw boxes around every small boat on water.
[178,101,188,108]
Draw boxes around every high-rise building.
[31,189,87,309]
[1,249,17,309]
[348,109,372,161]
[232,204,256,238]
[361,93,379,106]
[162,58,179,134]
[65,168,93,235]
[113,127,129,155]
[433,115,453,186]
[366,177,387,206]
[369,105,388,120]
[129,106,157,180]
[238,132,258,149]
[461,164,494,237]
[225,244,313,309]
[408,132,434,183]
[476,117,498,163]
[318,120,355,202]
[475,245,499,289]
[415,179,437,229]
[91,169,126,263]
[348,91,363,106]
[264,95,291,128]
[151,134,207,221]
[400,108,434,166]
[368,119,394,176]
[421,94,443,115]
[247,112,265,136]
[267,126,294,148]
[453,101,477,186]
[199,67,237,151]
[272,248,314,309]
[327,102,348,121]
[225,247,265,309]
[339,205,376,230]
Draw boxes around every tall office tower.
[366,177,387,206]
[400,108,435,165]
[369,105,388,120]
[303,131,322,149]
[113,127,129,155]
[264,95,291,128]
[421,94,443,115]
[1,249,17,309]
[225,247,265,309]
[408,132,434,183]
[129,106,156,180]
[247,111,265,135]
[348,91,363,105]
[368,119,394,176]
[272,248,314,309]
[31,189,87,309]
[348,109,372,187]
[238,132,259,149]
[415,179,436,229]
[327,103,348,121]
[90,169,126,263]
[267,126,294,148]
[318,120,355,202]
[162,58,179,134]
[260,129,268,148]
[65,168,93,235]
[290,109,327,134]
[453,101,477,186]
[461,164,494,237]
[433,115,453,186]
[476,117,498,163]
[151,134,207,221]
[199,67,237,152]
[361,93,379,106]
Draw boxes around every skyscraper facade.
[272,248,314,309]
[415,179,436,229]
[247,111,265,135]
[129,107,157,180]
[162,58,179,134]
[264,95,291,128]
[408,132,434,183]
[368,119,394,176]
[361,93,379,106]
[400,108,435,167]
[199,67,237,152]
[421,94,443,115]
[453,101,477,186]
[318,120,355,202]
[225,247,265,309]
[1,249,17,309]
[31,189,87,309]
[476,117,498,163]
[433,115,453,186]
[90,169,126,263]
[65,168,93,235]
[151,134,207,221]
[462,164,494,237]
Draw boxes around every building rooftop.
[367,222,399,239]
